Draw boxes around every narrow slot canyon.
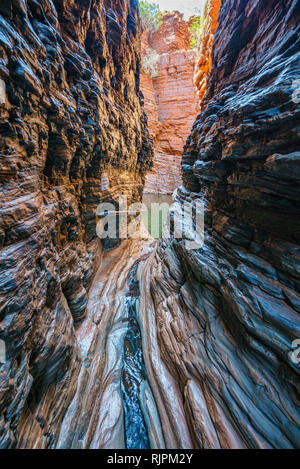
[0,0,300,451]
[140,11,199,195]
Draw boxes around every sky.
[154,0,206,18]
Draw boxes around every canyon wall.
[0,0,299,451]
[194,0,221,104]
[140,0,300,448]
[0,0,152,448]
[141,12,199,194]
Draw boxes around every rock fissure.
[121,262,151,449]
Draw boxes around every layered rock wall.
[194,0,221,104]
[0,0,152,448]
[140,0,300,448]
[141,13,199,194]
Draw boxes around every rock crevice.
[0,0,300,450]
[0,0,152,448]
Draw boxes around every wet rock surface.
[0,0,152,448]
[140,0,300,448]
[141,12,199,194]
[56,235,164,449]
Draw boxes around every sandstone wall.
[194,0,221,104]
[0,0,152,448]
[1,0,299,451]
[140,0,300,448]
[141,12,199,194]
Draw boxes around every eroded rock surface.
[0,0,300,451]
[56,234,164,449]
[141,12,199,194]
[140,0,300,448]
[194,0,221,104]
[0,0,152,448]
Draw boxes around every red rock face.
[141,13,199,194]
[141,0,300,448]
[194,0,221,104]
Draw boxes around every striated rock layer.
[0,0,300,451]
[141,12,199,194]
[140,0,300,448]
[55,233,165,449]
[194,0,221,104]
[0,0,152,448]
